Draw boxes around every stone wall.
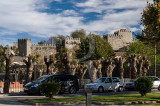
[18,39,31,56]
[31,44,56,57]
[104,29,133,51]
[64,37,81,50]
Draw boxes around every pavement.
[0,89,159,106]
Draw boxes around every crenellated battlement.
[103,29,133,51]
[65,37,80,41]
[32,44,56,47]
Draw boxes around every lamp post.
[155,44,156,77]
[128,63,131,80]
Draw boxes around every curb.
[19,100,160,106]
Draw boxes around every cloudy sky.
[0,0,152,45]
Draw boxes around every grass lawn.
[24,93,160,103]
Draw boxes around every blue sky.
[0,0,152,46]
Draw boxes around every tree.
[70,29,86,41]
[136,1,160,43]
[135,77,153,97]
[76,34,114,61]
[126,40,159,66]
[38,40,46,45]
[0,45,5,73]
[44,55,55,75]
[23,56,34,84]
[3,45,14,93]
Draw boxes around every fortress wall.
[31,44,56,57]
[104,29,133,51]
[64,37,81,50]
[18,39,31,56]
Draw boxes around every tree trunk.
[4,58,10,93]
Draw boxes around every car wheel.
[69,86,77,94]
[98,86,104,93]
[158,85,160,91]
[118,86,123,92]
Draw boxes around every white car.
[85,77,124,93]
[125,76,160,91]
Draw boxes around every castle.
[14,29,133,58]
[16,37,80,58]
[103,29,133,51]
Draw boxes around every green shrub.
[40,82,61,98]
[135,77,153,97]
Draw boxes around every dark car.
[24,74,79,95]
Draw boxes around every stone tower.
[103,29,133,51]
[18,39,31,56]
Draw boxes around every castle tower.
[103,29,133,51]
[18,39,31,56]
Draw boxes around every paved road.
[0,89,159,106]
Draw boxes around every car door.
[111,78,120,90]
[104,78,112,91]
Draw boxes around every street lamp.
[155,44,156,77]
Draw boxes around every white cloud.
[0,0,153,45]
[0,0,84,38]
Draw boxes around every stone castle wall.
[104,29,133,51]
[64,37,81,50]
[31,44,56,57]
[18,39,31,56]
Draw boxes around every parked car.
[24,74,79,95]
[125,76,160,91]
[85,77,124,93]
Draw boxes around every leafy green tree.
[38,40,46,45]
[40,82,61,98]
[70,29,86,41]
[135,77,153,97]
[76,33,114,61]
[0,45,5,72]
[126,40,160,65]
[137,1,160,43]
[55,47,68,73]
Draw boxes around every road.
[0,89,159,106]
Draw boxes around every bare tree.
[44,55,54,75]
[3,46,13,93]
[23,56,34,84]
[114,57,126,80]
[105,58,116,77]
[128,54,137,79]
[78,63,88,88]
[142,56,150,76]
[137,56,143,77]
[86,60,97,82]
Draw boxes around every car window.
[105,78,112,83]
[112,78,120,83]
[153,77,159,81]
[94,78,106,83]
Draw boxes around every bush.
[135,77,153,97]
[40,82,61,98]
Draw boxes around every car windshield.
[33,75,49,82]
[94,78,106,83]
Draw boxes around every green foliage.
[135,77,153,97]
[31,55,40,63]
[126,40,160,65]
[137,1,160,43]
[55,47,68,73]
[40,82,61,98]
[126,41,153,55]
[0,45,5,72]
[76,33,114,61]
[38,40,46,45]
[12,46,19,55]
[71,29,86,41]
